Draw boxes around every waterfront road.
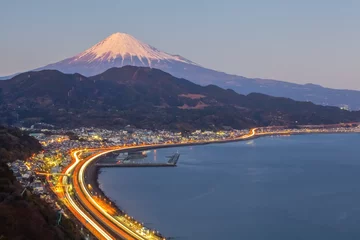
[61,151,115,240]
[59,128,258,239]
[72,151,137,239]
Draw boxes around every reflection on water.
[99,134,360,240]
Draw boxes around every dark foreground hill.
[0,66,359,131]
[0,126,81,239]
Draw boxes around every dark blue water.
[98,134,360,240]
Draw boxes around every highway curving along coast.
[59,129,258,239]
[49,125,360,239]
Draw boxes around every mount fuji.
[36,32,202,77]
[3,32,360,110]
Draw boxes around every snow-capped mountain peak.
[2,32,359,111]
[71,32,197,66]
[31,32,201,77]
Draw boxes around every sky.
[1,0,359,90]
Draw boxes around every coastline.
[85,159,126,215]
[83,130,261,210]
[82,130,359,238]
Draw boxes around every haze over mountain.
[0,66,359,130]
[2,32,360,110]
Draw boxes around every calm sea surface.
[98,134,360,240]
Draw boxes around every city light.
[20,124,360,240]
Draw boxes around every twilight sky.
[1,0,359,89]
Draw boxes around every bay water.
[98,134,360,239]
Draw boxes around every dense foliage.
[0,126,42,163]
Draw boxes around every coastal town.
[2,4,360,239]
[10,123,360,240]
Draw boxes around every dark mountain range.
[2,32,360,110]
[0,66,359,131]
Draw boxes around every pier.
[96,153,180,168]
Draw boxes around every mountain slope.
[0,66,359,130]
[34,32,198,77]
[0,126,81,240]
[3,32,359,110]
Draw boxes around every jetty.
[96,153,180,168]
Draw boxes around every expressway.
[243,127,256,138]
[61,151,115,240]
[56,128,258,239]
[72,150,138,239]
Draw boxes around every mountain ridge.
[1,32,360,109]
[0,66,359,131]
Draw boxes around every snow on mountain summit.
[31,32,203,77]
[3,32,359,111]
[71,32,197,66]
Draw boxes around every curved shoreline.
[82,130,359,239]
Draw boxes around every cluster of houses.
[7,160,55,205]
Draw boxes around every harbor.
[96,152,180,168]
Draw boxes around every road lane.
[72,151,136,239]
[58,128,258,240]
[62,151,115,240]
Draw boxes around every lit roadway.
[57,128,258,240]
